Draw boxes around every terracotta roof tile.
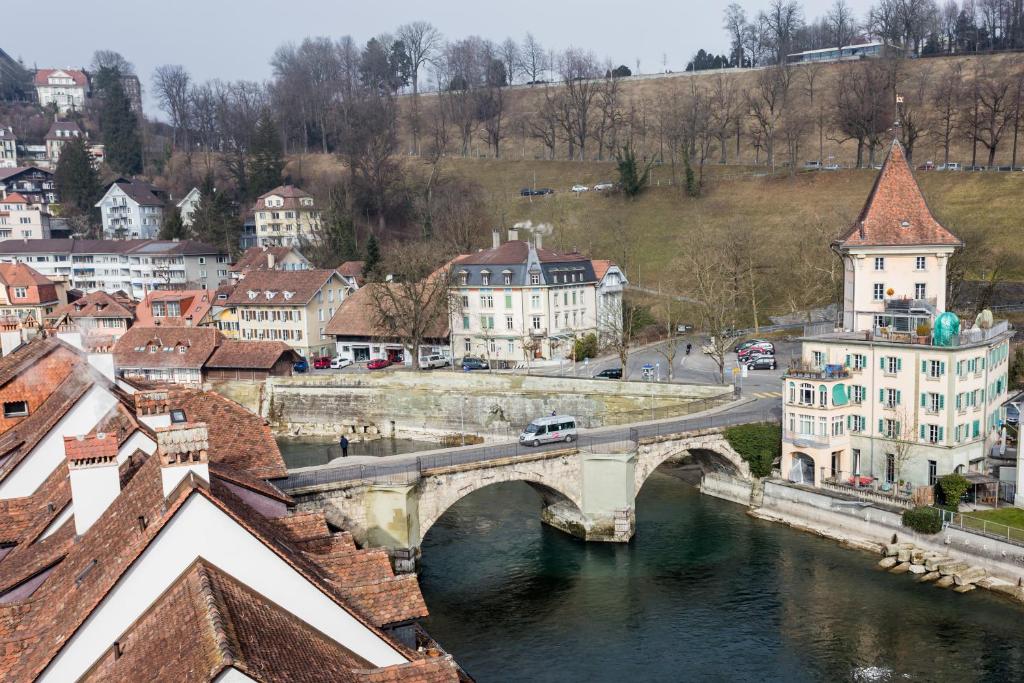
[455,240,589,265]
[225,269,339,306]
[229,245,305,273]
[325,284,448,340]
[46,290,135,321]
[838,140,962,248]
[34,68,88,87]
[112,326,222,370]
[134,290,216,327]
[205,340,298,370]
[354,659,460,682]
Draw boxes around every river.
[418,470,1024,683]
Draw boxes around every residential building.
[0,126,15,167]
[211,283,239,338]
[240,212,257,250]
[225,269,351,358]
[781,140,1014,491]
[95,179,169,239]
[592,259,629,343]
[0,166,57,206]
[113,325,222,385]
[44,120,85,165]
[34,68,89,113]
[0,192,51,239]
[326,283,449,365]
[45,290,134,344]
[175,186,201,226]
[253,185,321,247]
[0,262,64,324]
[338,259,365,290]
[204,339,299,381]
[0,337,456,681]
[0,238,228,298]
[450,229,624,364]
[134,289,216,328]
[229,244,311,282]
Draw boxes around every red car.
[313,356,331,369]
[367,359,392,370]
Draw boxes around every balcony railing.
[783,430,833,449]
[785,360,850,380]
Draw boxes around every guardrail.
[939,508,1024,546]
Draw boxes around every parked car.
[520,188,538,196]
[745,356,778,371]
[519,415,578,446]
[738,346,775,361]
[1006,403,1020,425]
[536,187,555,195]
[734,339,770,353]
[461,357,489,371]
[367,358,392,370]
[824,163,841,170]
[312,356,331,369]
[804,160,822,169]
[419,354,450,369]
[594,368,623,380]
[675,323,694,334]
[571,184,589,193]
[293,359,309,373]
[917,161,935,171]
[592,181,615,191]
[937,162,961,171]
[330,356,353,369]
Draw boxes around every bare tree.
[831,59,896,167]
[761,0,804,63]
[397,21,443,95]
[521,33,546,83]
[963,62,1020,166]
[559,48,601,160]
[826,0,857,47]
[723,3,748,66]
[153,65,191,151]
[748,65,792,168]
[499,38,521,86]
[598,296,638,380]
[930,62,963,165]
[710,74,741,163]
[476,82,505,157]
[530,87,561,159]
[679,228,740,385]
[800,62,828,162]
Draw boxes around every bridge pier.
[540,451,637,543]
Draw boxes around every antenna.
[892,93,904,140]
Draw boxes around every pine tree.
[159,207,187,240]
[684,149,700,198]
[364,234,381,279]
[248,110,284,200]
[95,66,142,175]
[54,136,100,215]
[616,142,653,198]
[190,175,240,256]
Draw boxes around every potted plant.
[915,321,932,344]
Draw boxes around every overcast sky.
[8,0,876,116]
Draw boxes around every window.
[848,354,866,370]
[788,382,796,403]
[818,416,828,437]
[462,315,469,330]
[504,295,512,309]
[831,417,844,436]
[461,295,469,308]
[531,316,542,330]
[507,340,515,354]
[882,388,901,408]
[873,283,885,301]
[198,257,206,264]
[530,272,540,285]
[530,294,541,309]
[923,392,943,413]
[915,256,926,271]
[885,453,895,483]
[464,338,472,352]
[799,414,813,434]
[503,273,511,285]
[928,460,937,485]
[923,424,943,444]
[849,415,866,432]
[459,272,468,286]
[481,273,490,286]
[813,351,825,367]
[852,448,862,474]
[914,283,926,299]
[13,287,26,298]
[882,419,901,439]
[505,315,514,330]
[818,385,828,407]
[882,356,900,374]
[798,383,813,405]
[874,257,885,271]
[3,400,28,417]
[480,294,493,308]
[851,386,865,404]
[479,315,494,330]
[924,359,945,379]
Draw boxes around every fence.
[818,469,916,508]
[938,508,1024,546]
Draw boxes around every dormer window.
[503,270,512,285]
[481,270,490,286]
[530,272,540,285]
[459,271,468,286]
[149,344,158,353]
[3,400,28,418]
[899,220,910,228]
[178,345,187,353]
[283,291,294,300]
[247,290,257,300]
[265,290,276,299]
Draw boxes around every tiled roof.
[0,262,54,287]
[210,462,293,505]
[44,121,83,141]
[205,340,297,370]
[592,259,613,280]
[0,166,53,183]
[47,290,134,321]
[107,179,166,207]
[63,432,118,461]
[229,245,302,273]
[254,185,316,211]
[338,260,365,278]
[0,192,28,204]
[324,284,448,339]
[34,68,88,87]
[838,140,962,248]
[134,289,216,327]
[225,269,339,306]
[113,326,223,370]
[455,240,589,265]
[0,336,70,388]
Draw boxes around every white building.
[34,68,89,113]
[781,140,1013,492]
[0,238,229,298]
[449,229,627,364]
[44,121,85,166]
[0,126,16,168]
[253,185,321,247]
[0,192,51,239]
[95,180,168,239]
[175,186,201,226]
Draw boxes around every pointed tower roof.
[836,140,962,249]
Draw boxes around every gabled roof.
[225,269,340,306]
[229,245,307,273]
[34,68,88,87]
[44,121,83,141]
[455,240,589,266]
[134,289,216,327]
[324,284,448,340]
[47,290,134,321]
[0,192,28,204]
[205,340,298,371]
[99,179,167,208]
[338,260,365,279]
[254,185,317,211]
[0,262,54,288]
[113,326,223,370]
[837,140,962,249]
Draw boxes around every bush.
[724,423,781,478]
[902,506,943,534]
[571,333,598,361]
[938,473,970,512]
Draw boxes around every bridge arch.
[417,464,585,544]
[633,433,750,496]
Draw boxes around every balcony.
[785,360,850,380]
[783,430,835,450]
[529,327,547,337]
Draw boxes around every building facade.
[34,68,89,113]
[45,290,134,343]
[0,192,50,239]
[228,245,311,282]
[0,262,64,324]
[44,120,85,166]
[95,180,168,239]
[225,269,351,358]
[0,166,56,206]
[253,185,321,247]
[0,126,16,168]
[781,141,1013,491]
[450,230,624,365]
[175,186,201,226]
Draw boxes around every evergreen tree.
[54,136,100,215]
[159,207,187,240]
[190,175,240,256]
[616,143,653,198]
[248,110,284,199]
[684,149,700,198]
[364,234,381,279]
[94,66,142,175]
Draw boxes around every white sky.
[6,0,876,116]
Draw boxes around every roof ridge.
[193,561,240,673]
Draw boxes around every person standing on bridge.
[339,435,349,458]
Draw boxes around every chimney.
[267,252,276,269]
[507,228,519,242]
[132,390,172,429]
[156,422,209,498]
[65,433,121,535]
[535,232,543,250]
[492,228,501,249]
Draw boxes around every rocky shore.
[877,541,1024,601]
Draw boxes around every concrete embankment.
[252,372,731,436]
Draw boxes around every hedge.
[902,506,944,534]
[724,423,781,478]
[938,473,970,512]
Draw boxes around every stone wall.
[262,372,731,435]
[700,472,755,507]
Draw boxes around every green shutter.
[879,388,885,403]
[940,361,946,375]
[921,393,926,407]
[938,426,944,442]
[939,395,945,409]
[920,424,925,439]
[981,357,985,369]
[921,360,927,373]
[878,418,884,433]
[846,415,851,428]
[845,354,851,367]
[897,357,902,371]
[956,393,962,409]
[881,357,886,370]
[896,390,901,405]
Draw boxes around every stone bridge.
[287,428,749,563]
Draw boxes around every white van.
[419,354,449,369]
[519,415,578,446]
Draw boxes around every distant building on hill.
[175,186,201,226]
[44,120,85,166]
[95,179,169,239]
[0,166,57,206]
[0,126,16,168]
[0,192,51,239]
[34,68,89,113]
[252,185,321,247]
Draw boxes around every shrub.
[902,506,943,534]
[571,333,598,361]
[915,321,931,337]
[938,473,970,512]
[724,423,781,478]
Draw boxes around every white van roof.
[530,415,577,425]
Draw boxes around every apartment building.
[0,166,56,206]
[0,192,51,239]
[95,179,168,239]
[225,269,350,358]
[0,238,228,298]
[0,126,15,167]
[134,289,216,327]
[449,229,626,364]
[781,141,1013,491]
[34,67,89,113]
[44,120,85,165]
[175,186,201,226]
[253,185,321,246]
[0,262,64,323]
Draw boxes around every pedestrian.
[686,343,692,355]
[551,410,556,416]
[339,435,349,458]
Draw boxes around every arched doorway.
[789,452,815,485]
